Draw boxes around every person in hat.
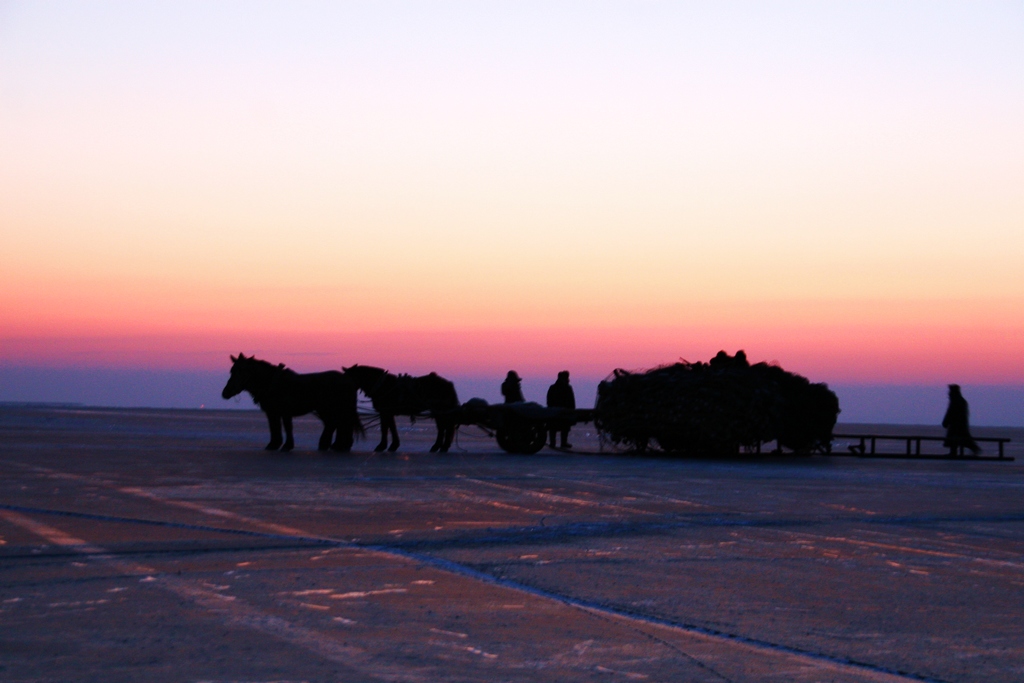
[501,370,524,404]
[546,370,576,448]
[942,384,980,455]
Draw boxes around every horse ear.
[230,354,237,362]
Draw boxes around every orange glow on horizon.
[3,319,1021,385]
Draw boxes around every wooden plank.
[829,434,1012,461]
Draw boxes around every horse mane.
[236,356,289,406]
[345,364,387,374]
[239,355,286,371]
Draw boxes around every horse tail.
[352,412,365,440]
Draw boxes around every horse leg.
[335,407,362,453]
[332,419,353,453]
[436,419,454,453]
[265,413,283,450]
[281,416,295,452]
[442,420,455,453]
[429,422,443,453]
[374,413,393,450]
[318,420,333,451]
[386,414,401,452]
[374,413,389,450]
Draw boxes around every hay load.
[594,351,839,455]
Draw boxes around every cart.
[455,398,594,454]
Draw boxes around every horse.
[341,365,459,453]
[222,353,363,452]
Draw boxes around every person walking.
[942,384,980,455]
[501,370,524,404]
[546,370,576,449]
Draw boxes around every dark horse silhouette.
[222,353,362,452]
[342,365,459,453]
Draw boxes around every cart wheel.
[496,423,547,454]
[523,424,547,454]
[495,428,515,453]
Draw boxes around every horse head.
[341,364,387,393]
[222,352,252,399]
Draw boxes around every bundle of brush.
[595,351,839,455]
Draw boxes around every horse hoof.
[374,444,387,453]
[429,444,440,453]
[281,444,294,452]
[387,444,400,453]
[265,443,282,451]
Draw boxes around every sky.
[1,2,1023,421]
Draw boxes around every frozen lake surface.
[1,406,1022,682]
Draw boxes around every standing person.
[546,370,576,449]
[942,384,980,455]
[501,371,524,403]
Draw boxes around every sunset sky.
[2,2,1022,419]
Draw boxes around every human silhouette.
[942,384,980,455]
[501,370,524,403]
[710,349,749,369]
[546,370,576,448]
